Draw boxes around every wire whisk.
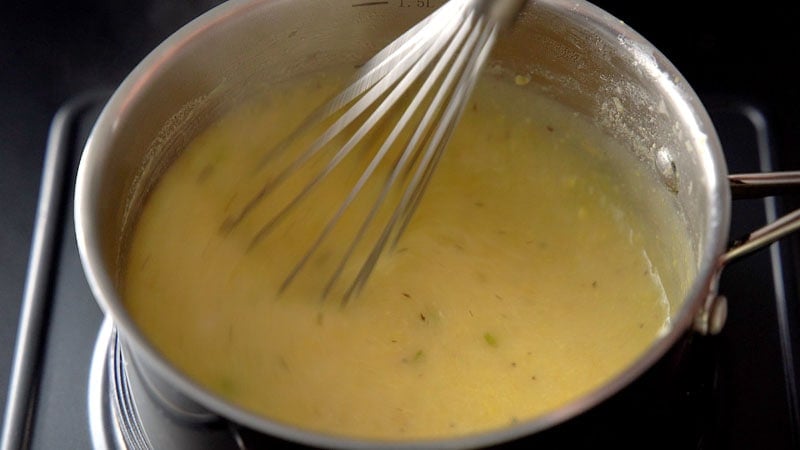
[223,0,526,304]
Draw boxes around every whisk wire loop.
[222,3,470,234]
[224,0,524,303]
[319,11,488,300]
[344,16,501,303]
[231,6,472,239]
[280,10,477,295]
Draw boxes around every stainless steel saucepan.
[74,0,800,448]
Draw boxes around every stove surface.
[2,2,800,448]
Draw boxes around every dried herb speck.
[402,349,425,364]
[278,356,289,371]
[196,164,214,183]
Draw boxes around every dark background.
[1,0,798,442]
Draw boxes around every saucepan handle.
[694,171,800,335]
[722,171,800,264]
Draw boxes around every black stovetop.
[2,1,800,449]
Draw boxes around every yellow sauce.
[123,70,686,440]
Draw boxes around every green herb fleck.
[216,376,237,396]
[195,164,214,184]
[402,349,425,364]
[484,332,498,348]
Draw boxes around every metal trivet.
[87,319,251,450]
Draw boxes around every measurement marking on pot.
[352,1,389,7]
[352,1,436,6]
